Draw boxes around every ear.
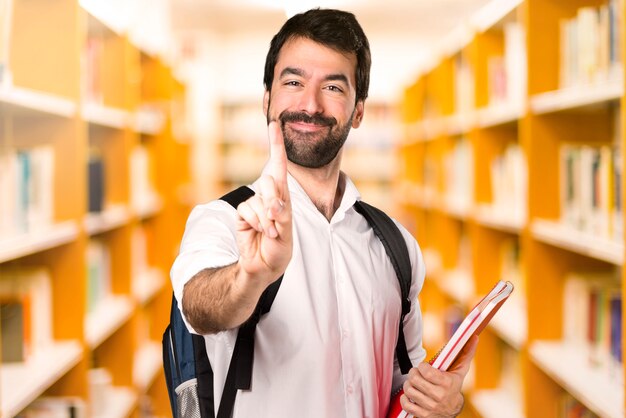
[263,90,270,116]
[352,100,365,128]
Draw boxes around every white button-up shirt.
[170,172,426,418]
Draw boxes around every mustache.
[279,111,336,127]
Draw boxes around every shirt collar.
[257,164,361,222]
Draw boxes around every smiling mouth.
[286,120,330,133]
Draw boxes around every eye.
[284,80,302,87]
[325,85,344,93]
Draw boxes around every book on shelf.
[86,239,111,313]
[387,280,514,418]
[18,397,87,418]
[559,1,623,88]
[0,0,13,86]
[559,141,622,242]
[443,136,473,212]
[562,270,622,382]
[0,267,53,361]
[560,392,601,418]
[1,299,26,362]
[0,146,55,238]
[490,143,527,221]
[88,368,113,417]
[503,21,526,108]
[130,144,158,211]
[82,35,103,104]
[500,239,523,288]
[88,152,105,213]
[486,21,526,109]
[488,55,507,106]
[453,50,475,115]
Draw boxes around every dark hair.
[263,8,371,103]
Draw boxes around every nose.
[297,86,323,115]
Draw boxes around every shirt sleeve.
[391,220,427,393]
[169,199,241,333]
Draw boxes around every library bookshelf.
[398,0,625,417]
[0,0,191,416]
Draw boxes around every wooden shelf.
[133,341,162,391]
[0,4,188,415]
[473,204,525,234]
[399,1,626,416]
[133,194,164,220]
[132,268,166,306]
[85,296,135,349]
[100,386,138,418]
[418,118,447,141]
[446,112,475,136]
[0,221,80,263]
[476,103,523,128]
[531,219,624,265]
[1,341,83,418]
[134,108,166,135]
[471,388,525,418]
[81,102,131,129]
[488,297,527,350]
[438,269,474,305]
[530,341,624,418]
[84,205,133,236]
[440,195,471,220]
[0,84,77,117]
[530,77,623,115]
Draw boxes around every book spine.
[88,154,105,213]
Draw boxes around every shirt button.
[342,330,348,339]
[346,385,353,394]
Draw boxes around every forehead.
[275,37,357,83]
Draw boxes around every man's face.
[264,37,364,169]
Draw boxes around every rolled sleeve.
[170,200,240,332]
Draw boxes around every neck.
[288,156,345,221]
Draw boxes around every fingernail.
[268,225,278,238]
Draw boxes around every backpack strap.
[353,200,413,374]
[217,186,284,418]
[220,185,255,208]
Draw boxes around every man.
[171,8,477,418]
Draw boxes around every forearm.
[181,262,269,334]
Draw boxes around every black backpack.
[163,186,413,418]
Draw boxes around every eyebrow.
[279,66,350,85]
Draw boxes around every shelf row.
[1,265,165,418]
[404,75,622,143]
[0,197,164,264]
[2,339,163,418]
[401,183,624,266]
[0,83,166,134]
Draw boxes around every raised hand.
[235,121,293,286]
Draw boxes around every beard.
[267,106,355,169]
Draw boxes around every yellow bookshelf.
[399,0,624,417]
[0,0,190,416]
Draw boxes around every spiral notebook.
[387,280,514,418]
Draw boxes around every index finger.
[268,121,288,198]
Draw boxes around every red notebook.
[387,280,514,418]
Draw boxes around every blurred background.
[1,0,625,417]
